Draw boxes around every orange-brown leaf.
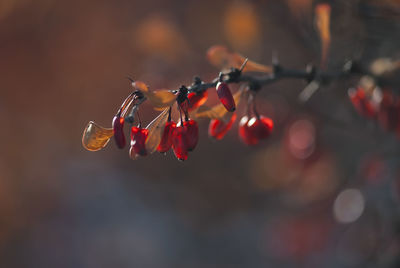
[207,45,272,73]
[144,108,170,154]
[133,80,149,92]
[82,121,114,151]
[133,81,176,109]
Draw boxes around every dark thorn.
[126,77,135,84]
[239,58,249,72]
[193,76,202,85]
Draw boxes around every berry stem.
[246,91,252,117]
[252,93,260,119]
[129,59,378,115]
[168,106,172,122]
[136,109,142,128]
[178,104,183,124]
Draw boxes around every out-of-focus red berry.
[187,91,208,111]
[112,114,126,149]
[378,92,400,132]
[208,113,237,140]
[172,126,188,161]
[285,119,316,160]
[348,87,377,118]
[216,81,236,112]
[238,115,258,145]
[129,126,148,158]
[157,121,176,153]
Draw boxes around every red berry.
[129,126,148,158]
[208,113,237,140]
[112,115,126,149]
[157,121,176,153]
[348,87,376,118]
[238,115,258,145]
[177,119,199,151]
[187,91,208,111]
[247,116,273,140]
[172,126,188,161]
[183,119,199,151]
[216,82,236,112]
[378,92,400,131]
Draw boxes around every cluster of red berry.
[155,86,220,161]
[82,46,279,160]
[99,79,274,161]
[348,86,400,137]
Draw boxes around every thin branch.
[127,59,379,115]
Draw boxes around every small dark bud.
[177,85,189,104]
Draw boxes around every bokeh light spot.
[287,119,316,159]
[334,189,365,224]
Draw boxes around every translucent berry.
[216,81,236,112]
[183,119,199,151]
[129,126,148,158]
[157,121,176,153]
[247,116,274,140]
[238,115,258,145]
[209,113,237,140]
[172,126,188,161]
[112,114,126,149]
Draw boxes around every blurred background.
[1,0,400,267]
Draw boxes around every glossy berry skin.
[157,121,176,153]
[129,127,148,158]
[177,119,199,151]
[216,81,236,112]
[348,88,376,119]
[112,114,126,149]
[247,116,274,140]
[209,113,237,140]
[187,91,208,111]
[172,126,188,161]
[238,116,258,145]
[183,119,199,151]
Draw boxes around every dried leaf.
[133,80,149,92]
[207,45,272,73]
[195,88,244,121]
[145,108,170,154]
[315,4,331,69]
[150,90,176,109]
[370,58,400,76]
[82,121,114,151]
[133,81,176,109]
